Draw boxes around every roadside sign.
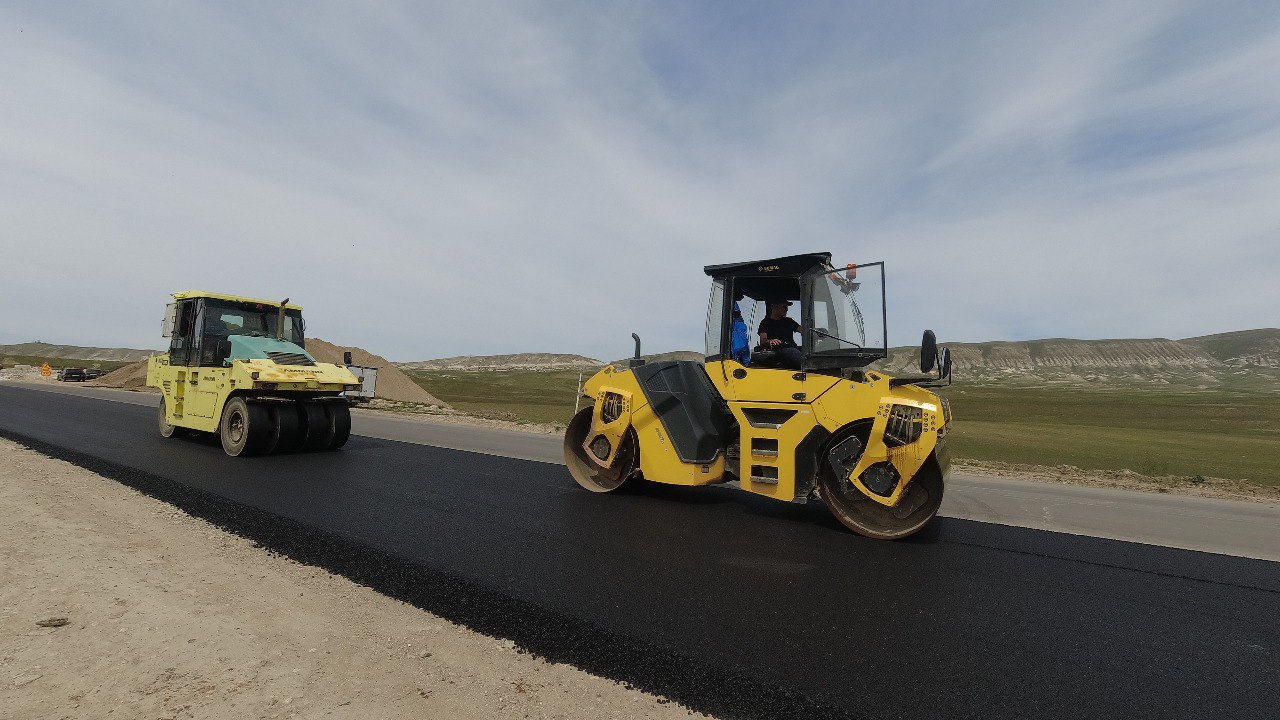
[40,363,52,377]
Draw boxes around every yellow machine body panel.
[808,373,947,506]
[147,352,358,433]
[578,359,948,506]
[171,290,303,310]
[581,366,727,486]
[724,400,820,501]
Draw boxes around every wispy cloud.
[1,1,1277,358]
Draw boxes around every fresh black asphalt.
[1,384,1277,719]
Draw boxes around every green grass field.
[405,369,588,425]
[0,355,135,372]
[944,384,1279,484]
[406,369,1280,486]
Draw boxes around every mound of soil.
[305,338,450,408]
[91,359,154,391]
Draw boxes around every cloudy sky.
[2,1,1277,360]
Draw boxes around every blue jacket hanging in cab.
[730,302,751,365]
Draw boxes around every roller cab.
[566,253,954,539]
[146,291,361,456]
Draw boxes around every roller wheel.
[326,403,351,451]
[300,402,333,452]
[266,403,305,454]
[220,397,273,457]
[157,398,188,438]
[817,428,944,540]
[564,406,637,492]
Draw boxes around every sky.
[1,1,1278,361]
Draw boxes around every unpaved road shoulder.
[0,438,704,719]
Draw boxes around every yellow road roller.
[146,291,361,457]
[565,253,953,539]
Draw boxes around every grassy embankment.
[406,369,1280,486]
[406,369,589,425]
[0,355,135,372]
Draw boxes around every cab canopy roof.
[703,252,832,279]
[172,290,303,311]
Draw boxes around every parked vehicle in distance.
[84,369,106,380]
[57,368,88,382]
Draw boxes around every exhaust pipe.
[629,333,645,368]
[277,298,289,340]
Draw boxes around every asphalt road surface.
[1,383,1278,719]
[10,380,1280,561]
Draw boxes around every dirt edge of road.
[0,437,711,720]
[0,431,848,720]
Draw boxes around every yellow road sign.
[40,363,52,377]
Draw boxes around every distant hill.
[1180,328,1280,366]
[585,329,1280,385]
[0,342,156,363]
[607,350,706,367]
[400,353,604,372]
[876,328,1280,383]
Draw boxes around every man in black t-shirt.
[757,299,804,369]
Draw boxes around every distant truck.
[146,291,362,457]
[341,351,378,401]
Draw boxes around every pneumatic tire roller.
[147,291,362,457]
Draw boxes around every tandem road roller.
[565,253,953,539]
[147,291,362,456]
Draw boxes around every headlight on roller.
[601,392,627,424]
[884,404,923,447]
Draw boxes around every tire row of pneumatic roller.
[220,398,351,456]
[160,397,351,457]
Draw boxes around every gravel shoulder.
[0,438,705,720]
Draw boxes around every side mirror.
[343,351,353,365]
[939,347,952,379]
[920,330,937,373]
[161,303,177,338]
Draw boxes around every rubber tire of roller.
[220,397,273,457]
[325,403,351,451]
[157,397,188,438]
[266,403,305,454]
[300,402,333,452]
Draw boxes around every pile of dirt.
[90,359,154,391]
[307,338,450,408]
[0,365,42,381]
